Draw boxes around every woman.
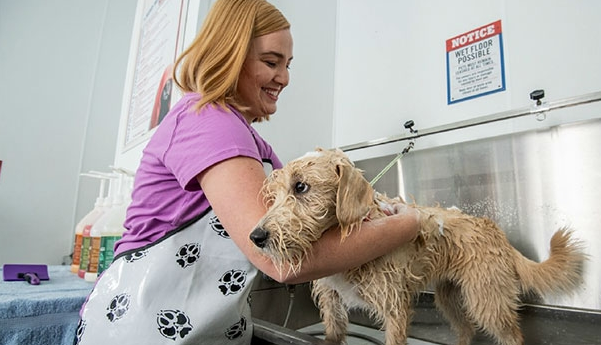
[75,0,418,344]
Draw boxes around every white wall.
[0,0,136,265]
[256,0,337,163]
[335,0,601,162]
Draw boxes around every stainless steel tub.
[251,291,601,345]
[252,318,438,345]
[252,318,333,345]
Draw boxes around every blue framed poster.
[446,20,506,104]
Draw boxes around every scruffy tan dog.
[249,148,586,345]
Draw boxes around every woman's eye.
[294,181,310,194]
[265,61,276,67]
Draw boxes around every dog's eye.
[294,181,310,194]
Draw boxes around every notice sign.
[446,20,506,104]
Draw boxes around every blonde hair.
[173,0,290,113]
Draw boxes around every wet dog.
[250,148,586,345]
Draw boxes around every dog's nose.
[250,227,269,248]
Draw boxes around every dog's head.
[250,148,377,273]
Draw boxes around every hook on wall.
[404,120,418,134]
[402,120,418,154]
[530,89,545,106]
[530,89,548,121]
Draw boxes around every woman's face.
[237,29,293,123]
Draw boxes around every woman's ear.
[335,161,374,239]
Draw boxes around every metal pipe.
[339,91,601,152]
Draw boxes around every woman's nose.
[275,66,289,88]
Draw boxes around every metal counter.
[356,118,601,311]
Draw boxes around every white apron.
[74,209,258,344]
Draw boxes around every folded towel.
[0,265,94,345]
[0,265,94,319]
[0,311,80,345]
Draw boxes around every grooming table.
[0,265,94,345]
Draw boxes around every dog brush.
[3,264,49,285]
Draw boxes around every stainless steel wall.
[355,118,601,311]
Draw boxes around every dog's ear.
[335,160,374,239]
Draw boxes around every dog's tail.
[514,227,587,297]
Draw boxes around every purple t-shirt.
[115,93,282,255]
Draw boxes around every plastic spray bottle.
[77,174,109,278]
[71,175,107,273]
[97,168,133,277]
[84,171,117,282]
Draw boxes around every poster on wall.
[446,20,506,104]
[123,0,187,151]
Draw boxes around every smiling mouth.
[263,87,280,100]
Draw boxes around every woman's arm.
[198,156,418,284]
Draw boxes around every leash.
[369,121,418,186]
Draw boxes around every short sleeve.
[164,105,263,191]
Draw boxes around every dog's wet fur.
[250,148,586,345]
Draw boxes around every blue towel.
[0,265,94,345]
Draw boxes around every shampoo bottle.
[97,169,133,276]
[71,176,107,273]
[84,172,117,282]
[77,174,109,278]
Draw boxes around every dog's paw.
[379,201,410,216]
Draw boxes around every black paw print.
[225,317,247,340]
[73,319,86,344]
[124,249,148,263]
[106,293,131,322]
[176,243,201,268]
[157,309,193,340]
[218,269,247,296]
[210,215,229,239]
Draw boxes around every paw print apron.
[75,209,258,344]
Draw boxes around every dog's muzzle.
[250,227,269,248]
